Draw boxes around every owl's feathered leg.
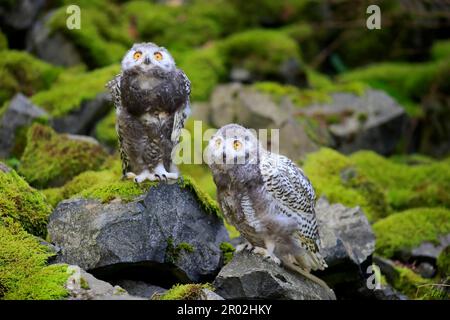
[153,162,178,180]
[235,241,254,253]
[282,260,333,293]
[134,169,157,183]
[252,244,281,266]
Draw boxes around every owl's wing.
[171,70,191,144]
[106,73,131,176]
[259,153,321,252]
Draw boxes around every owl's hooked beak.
[144,56,151,65]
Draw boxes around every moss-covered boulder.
[373,208,450,259]
[218,29,302,83]
[31,64,119,118]
[0,164,51,238]
[0,219,69,300]
[47,3,130,68]
[0,50,61,105]
[19,124,108,188]
[48,176,228,286]
[303,148,450,221]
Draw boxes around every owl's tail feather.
[282,259,332,293]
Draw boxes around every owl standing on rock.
[107,42,190,182]
[207,124,331,290]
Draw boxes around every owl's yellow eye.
[154,52,163,61]
[233,140,242,151]
[133,51,142,60]
[215,139,222,148]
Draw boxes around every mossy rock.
[436,246,450,278]
[0,50,61,106]
[154,283,213,300]
[388,264,447,300]
[31,64,119,117]
[19,124,108,188]
[178,47,227,101]
[350,151,450,212]
[302,148,390,222]
[220,242,235,264]
[303,148,450,222]
[218,29,301,81]
[124,1,232,52]
[339,60,449,117]
[0,219,69,300]
[0,165,51,238]
[48,4,130,68]
[95,109,117,148]
[373,208,450,259]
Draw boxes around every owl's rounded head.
[206,124,262,168]
[121,42,176,72]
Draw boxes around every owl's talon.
[252,246,281,265]
[236,242,254,253]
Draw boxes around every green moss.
[303,148,450,222]
[154,283,213,300]
[76,179,153,204]
[177,175,220,217]
[0,219,69,300]
[302,148,390,222]
[391,266,433,299]
[48,5,130,68]
[218,29,301,80]
[220,242,235,264]
[44,169,118,207]
[0,167,51,238]
[0,50,61,105]
[253,73,366,108]
[373,208,450,259]
[436,246,450,278]
[31,64,119,117]
[79,277,90,290]
[431,40,450,60]
[0,29,7,51]
[178,47,226,101]
[350,151,450,211]
[19,124,108,188]
[95,109,117,148]
[339,60,450,117]
[165,237,195,264]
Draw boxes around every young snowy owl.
[107,42,190,182]
[206,124,330,288]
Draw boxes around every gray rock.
[314,198,375,294]
[51,92,112,135]
[408,234,450,262]
[65,265,145,300]
[208,84,318,160]
[0,0,46,31]
[26,11,83,67]
[0,162,11,173]
[415,262,436,279]
[113,280,167,299]
[0,93,49,158]
[214,251,336,300]
[48,183,229,286]
[302,90,407,155]
[200,288,224,300]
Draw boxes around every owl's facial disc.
[207,135,257,168]
[121,43,176,72]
